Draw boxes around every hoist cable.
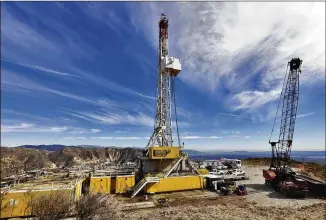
[269,63,290,142]
[171,77,181,147]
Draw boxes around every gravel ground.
[237,166,326,208]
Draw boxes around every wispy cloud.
[1,3,155,103]
[182,136,223,140]
[244,136,251,139]
[131,2,325,109]
[65,110,154,127]
[297,112,316,118]
[229,88,281,111]
[64,136,86,140]
[2,69,121,108]
[91,136,143,140]
[2,59,80,78]
[1,123,67,133]
[1,109,51,122]
[1,122,100,134]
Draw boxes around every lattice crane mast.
[146,14,182,149]
[269,58,303,176]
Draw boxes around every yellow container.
[74,178,85,201]
[149,146,180,159]
[115,175,135,194]
[146,176,204,194]
[0,189,73,219]
[89,176,111,194]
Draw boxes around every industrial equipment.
[263,58,309,197]
[131,14,202,198]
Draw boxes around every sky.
[1,2,325,151]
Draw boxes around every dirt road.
[238,166,326,208]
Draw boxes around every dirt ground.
[238,166,326,208]
[120,166,326,220]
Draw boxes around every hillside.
[0,147,55,179]
[0,146,142,178]
[48,147,141,167]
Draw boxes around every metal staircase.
[161,157,183,178]
[131,176,160,198]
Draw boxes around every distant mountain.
[18,145,142,151]
[183,149,206,156]
[18,144,72,151]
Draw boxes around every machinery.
[131,14,202,198]
[263,58,309,197]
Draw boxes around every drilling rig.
[131,14,202,198]
[263,58,309,197]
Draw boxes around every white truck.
[221,158,242,168]
[224,169,249,180]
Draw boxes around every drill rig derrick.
[146,13,181,150]
[263,58,309,197]
[131,14,202,199]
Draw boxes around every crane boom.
[270,58,302,172]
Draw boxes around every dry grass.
[75,193,121,220]
[25,189,73,220]
[125,201,326,220]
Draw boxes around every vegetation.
[25,189,73,220]
[74,193,121,220]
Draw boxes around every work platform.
[131,147,203,198]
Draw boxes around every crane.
[269,57,302,174]
[263,58,309,197]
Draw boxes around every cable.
[171,77,181,147]
[269,63,290,142]
[50,127,75,145]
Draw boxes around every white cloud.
[1,123,67,133]
[131,2,325,108]
[182,136,222,140]
[114,137,142,140]
[3,59,80,78]
[1,122,100,134]
[230,88,281,111]
[92,136,114,140]
[90,129,101,133]
[91,136,143,140]
[1,123,34,132]
[244,136,251,139]
[66,110,155,127]
[297,112,316,118]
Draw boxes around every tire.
[283,189,288,197]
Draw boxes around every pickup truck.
[224,169,249,180]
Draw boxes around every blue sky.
[1,2,325,150]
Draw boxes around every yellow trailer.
[0,189,73,219]
[89,176,111,194]
[146,176,204,194]
[115,175,135,194]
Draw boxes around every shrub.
[74,193,121,220]
[25,189,73,220]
